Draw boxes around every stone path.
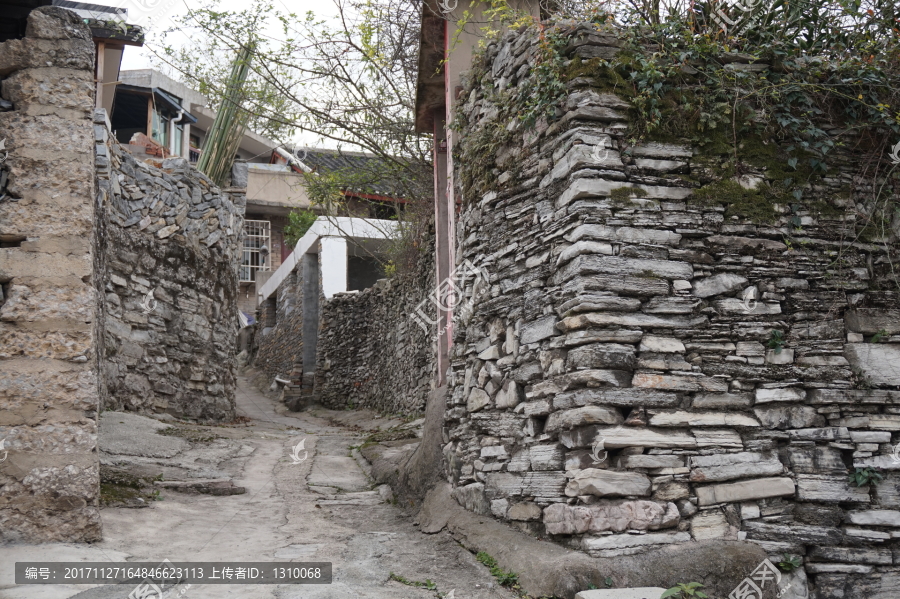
[0,376,517,599]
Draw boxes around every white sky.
[115,0,342,148]
[120,0,333,70]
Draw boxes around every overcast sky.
[116,0,341,148]
[119,0,333,71]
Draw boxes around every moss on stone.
[610,186,647,203]
[563,56,634,97]
[692,179,783,223]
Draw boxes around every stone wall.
[315,240,436,414]
[96,124,245,421]
[252,229,436,416]
[0,7,103,542]
[254,265,304,383]
[444,22,900,598]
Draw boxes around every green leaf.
[661,589,682,598]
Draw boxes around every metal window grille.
[240,220,271,283]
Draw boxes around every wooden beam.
[94,41,105,109]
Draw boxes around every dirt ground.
[0,375,518,599]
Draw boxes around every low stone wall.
[96,128,245,421]
[254,267,304,383]
[444,22,900,598]
[315,242,436,414]
[252,228,436,415]
[0,7,102,542]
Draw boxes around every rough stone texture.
[0,7,101,543]
[315,244,436,414]
[1,8,244,542]
[97,128,243,421]
[253,228,435,415]
[440,20,900,592]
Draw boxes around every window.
[189,134,201,163]
[240,219,271,283]
[173,123,184,156]
[151,108,169,148]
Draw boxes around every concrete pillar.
[301,253,320,383]
[433,108,452,385]
[182,122,191,159]
[320,236,348,298]
[0,7,102,542]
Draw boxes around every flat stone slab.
[99,411,188,458]
[576,588,668,599]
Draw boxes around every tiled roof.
[294,148,417,199]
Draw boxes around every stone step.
[575,589,668,599]
[154,478,246,495]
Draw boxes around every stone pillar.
[0,7,102,542]
[319,236,348,298]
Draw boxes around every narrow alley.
[0,374,517,599]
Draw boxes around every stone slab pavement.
[0,376,517,599]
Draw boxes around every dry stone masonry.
[315,244,436,414]
[1,7,244,542]
[95,118,244,421]
[444,22,900,599]
[253,232,436,415]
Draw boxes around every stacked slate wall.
[0,7,102,542]
[315,238,436,414]
[253,230,436,416]
[444,22,900,599]
[96,130,245,421]
[254,265,304,383]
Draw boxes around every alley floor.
[0,376,517,599]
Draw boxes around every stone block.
[846,510,900,527]
[755,387,805,404]
[582,531,691,552]
[796,474,870,503]
[495,380,520,409]
[844,344,900,386]
[649,411,760,428]
[566,448,607,470]
[765,349,795,365]
[641,297,700,314]
[692,273,748,298]
[567,343,636,370]
[553,388,680,409]
[575,589,668,599]
[692,429,744,448]
[3,67,94,117]
[519,315,559,344]
[714,299,781,315]
[692,393,752,409]
[632,373,714,392]
[754,405,824,429]
[565,469,651,497]
[545,406,623,433]
[507,502,542,521]
[561,425,696,449]
[527,370,632,398]
[691,510,733,540]
[619,454,684,469]
[451,482,491,515]
[690,452,784,482]
[555,254,693,282]
[696,477,795,506]
[467,388,491,412]
[844,309,900,335]
[638,336,684,353]
[544,500,678,535]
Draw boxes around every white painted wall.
[319,237,348,299]
[257,216,398,302]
